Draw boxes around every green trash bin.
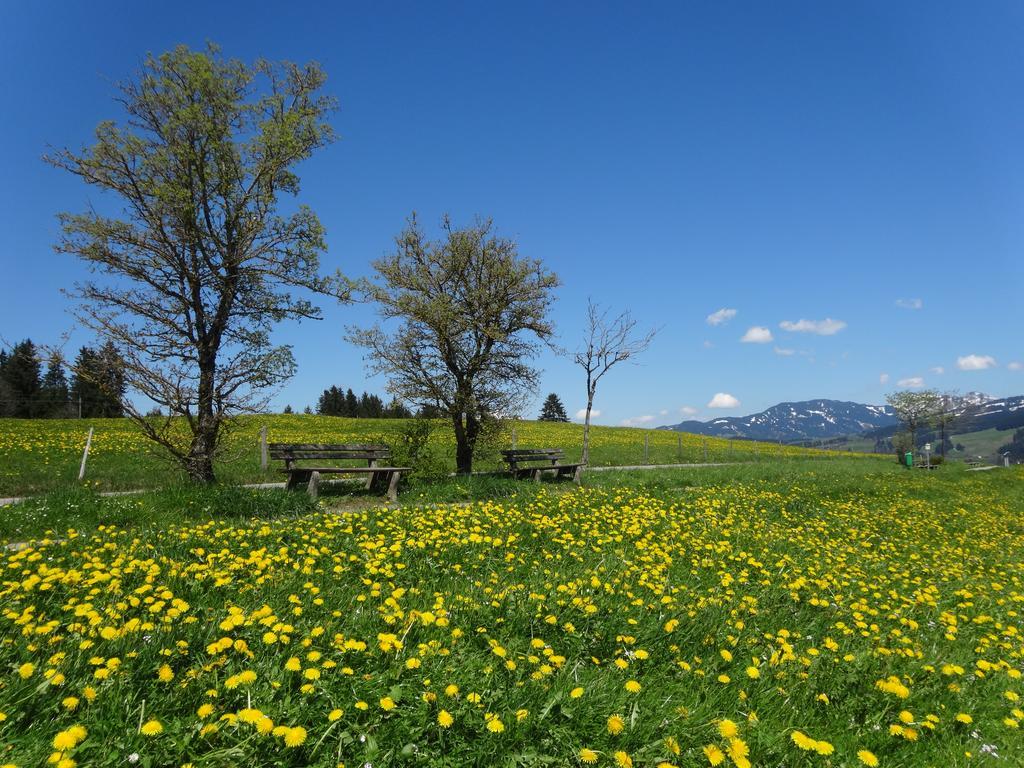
[904,451,913,468]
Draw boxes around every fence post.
[702,436,708,463]
[512,426,518,450]
[260,425,269,471]
[677,433,682,462]
[643,432,649,465]
[78,427,94,481]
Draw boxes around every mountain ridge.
[658,393,1024,443]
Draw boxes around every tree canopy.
[349,215,559,473]
[48,44,341,482]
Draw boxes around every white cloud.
[575,408,600,420]
[1009,361,1023,371]
[707,392,740,409]
[679,406,698,416]
[957,354,997,371]
[773,346,795,356]
[706,308,737,326]
[620,415,655,427]
[741,326,774,343]
[930,366,945,375]
[898,376,925,388]
[896,298,923,310]
[779,318,847,335]
[879,373,890,384]
[658,409,669,416]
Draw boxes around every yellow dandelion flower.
[857,750,879,767]
[284,726,307,747]
[579,748,599,764]
[625,680,641,693]
[614,751,633,768]
[607,714,625,735]
[140,720,163,737]
[438,709,453,728]
[703,745,725,766]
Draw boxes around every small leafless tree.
[574,300,657,465]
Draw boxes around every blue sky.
[1,1,1022,426]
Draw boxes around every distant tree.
[893,431,914,464]
[998,428,1024,462]
[886,389,941,453]
[539,392,569,422]
[40,358,71,417]
[932,392,960,457]
[344,388,359,418]
[574,301,657,465]
[348,215,559,474]
[283,405,294,414]
[1,339,42,418]
[384,398,413,419]
[317,385,346,416]
[303,405,313,415]
[357,392,384,418]
[416,403,444,419]
[47,44,340,483]
[70,344,126,418]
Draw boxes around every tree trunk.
[581,396,594,466]
[186,420,217,484]
[187,353,218,484]
[453,412,473,475]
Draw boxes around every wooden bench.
[501,448,585,484]
[269,443,410,502]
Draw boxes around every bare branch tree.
[47,44,343,483]
[574,300,657,465]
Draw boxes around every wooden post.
[677,433,682,462]
[702,437,708,462]
[78,427,94,481]
[643,432,649,464]
[260,425,269,471]
[512,426,518,450]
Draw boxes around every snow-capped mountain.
[659,393,1024,443]
[659,399,897,442]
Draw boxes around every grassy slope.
[0,414,863,496]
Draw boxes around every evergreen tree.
[70,344,126,418]
[283,404,294,414]
[539,392,569,422]
[316,385,346,416]
[1,339,42,417]
[40,358,71,417]
[345,388,358,417]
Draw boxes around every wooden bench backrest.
[269,443,392,463]
[502,448,565,463]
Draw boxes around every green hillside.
[0,414,861,496]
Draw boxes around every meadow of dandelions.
[1,477,1022,766]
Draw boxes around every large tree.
[48,44,340,482]
[885,389,941,453]
[349,215,559,474]
[574,301,657,465]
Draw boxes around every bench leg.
[386,471,401,503]
[286,470,310,491]
[573,465,583,484]
[533,468,542,483]
[307,471,320,501]
[365,460,378,489]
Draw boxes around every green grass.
[0,414,861,496]
[0,458,1021,766]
